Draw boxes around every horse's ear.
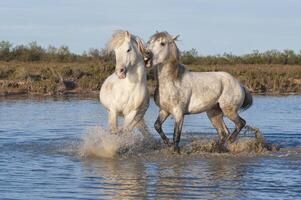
[125,31,131,39]
[172,34,180,41]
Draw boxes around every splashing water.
[79,126,161,158]
[183,125,279,155]
[79,125,278,159]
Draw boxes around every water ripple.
[0,96,300,199]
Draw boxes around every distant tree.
[46,45,58,61]
[57,45,71,62]
[181,48,198,64]
[0,41,12,61]
[88,48,101,59]
[27,41,44,61]
[283,49,297,65]
[0,40,300,65]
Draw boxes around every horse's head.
[147,31,180,67]
[107,30,147,79]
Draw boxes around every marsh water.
[0,96,301,199]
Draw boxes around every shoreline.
[1,89,300,99]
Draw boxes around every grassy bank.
[0,61,300,97]
[0,61,114,96]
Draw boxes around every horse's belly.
[187,94,219,114]
[187,102,215,114]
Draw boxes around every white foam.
[79,126,159,158]
[79,125,278,159]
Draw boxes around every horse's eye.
[127,48,131,53]
[160,42,165,46]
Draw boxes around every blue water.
[0,96,301,199]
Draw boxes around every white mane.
[106,30,147,55]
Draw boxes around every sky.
[0,0,300,55]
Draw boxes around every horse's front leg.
[123,110,140,132]
[108,110,118,133]
[135,119,151,138]
[173,113,184,153]
[154,110,171,146]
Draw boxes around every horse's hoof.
[173,146,180,154]
[163,139,172,147]
[219,138,226,145]
[217,140,228,152]
[228,133,238,143]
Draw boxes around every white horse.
[146,32,253,153]
[99,31,150,134]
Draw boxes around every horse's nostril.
[120,68,125,73]
[146,50,153,58]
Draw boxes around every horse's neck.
[153,62,175,101]
[127,61,146,84]
[156,62,185,84]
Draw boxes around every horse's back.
[185,71,244,113]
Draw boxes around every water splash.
[79,125,280,159]
[183,125,280,155]
[79,126,160,158]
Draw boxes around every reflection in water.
[203,157,250,199]
[82,158,147,199]
[80,155,263,199]
[154,159,184,199]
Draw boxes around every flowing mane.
[106,30,147,56]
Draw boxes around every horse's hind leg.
[223,108,246,143]
[207,105,229,144]
[154,110,171,146]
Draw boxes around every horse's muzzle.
[144,50,153,68]
[115,67,127,79]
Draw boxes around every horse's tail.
[240,86,253,111]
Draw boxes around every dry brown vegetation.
[0,61,114,96]
[0,61,300,97]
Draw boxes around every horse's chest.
[155,84,187,112]
[119,86,148,113]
